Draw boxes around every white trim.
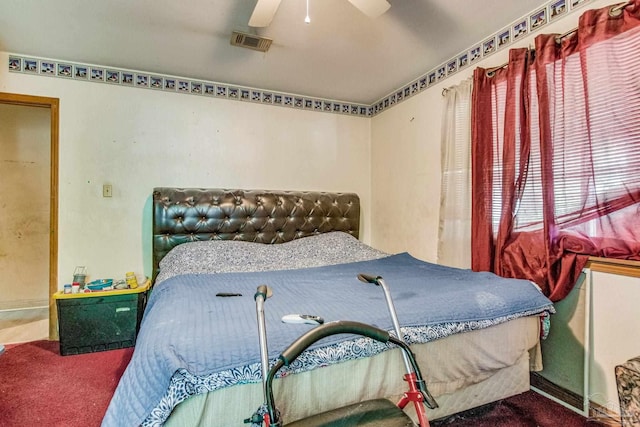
[584,268,593,416]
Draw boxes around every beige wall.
[589,271,640,414]
[0,104,50,309]
[0,54,372,285]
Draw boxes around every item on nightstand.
[73,266,87,287]
[86,279,114,291]
[125,272,138,289]
[64,284,72,294]
[72,282,80,293]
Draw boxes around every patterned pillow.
[156,231,389,283]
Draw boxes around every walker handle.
[279,320,390,366]
[254,284,273,417]
[255,285,273,301]
[357,273,382,285]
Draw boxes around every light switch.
[103,184,113,198]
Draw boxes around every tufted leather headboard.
[152,188,360,280]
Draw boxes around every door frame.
[0,92,59,340]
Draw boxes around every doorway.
[0,92,59,341]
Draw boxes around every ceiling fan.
[249,0,391,27]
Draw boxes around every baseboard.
[0,300,48,312]
[530,372,622,426]
[530,372,584,410]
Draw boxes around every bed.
[102,188,555,427]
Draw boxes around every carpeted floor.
[430,391,608,427]
[0,340,133,427]
[0,339,610,427]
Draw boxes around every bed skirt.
[164,316,541,426]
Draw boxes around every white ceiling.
[1,0,548,105]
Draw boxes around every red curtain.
[472,1,640,301]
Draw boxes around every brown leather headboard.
[152,188,360,280]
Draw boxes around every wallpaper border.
[6,0,590,117]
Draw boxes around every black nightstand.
[54,280,150,356]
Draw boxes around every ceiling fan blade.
[347,0,390,18]
[249,0,282,27]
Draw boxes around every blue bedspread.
[102,253,554,427]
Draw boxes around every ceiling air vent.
[230,31,273,52]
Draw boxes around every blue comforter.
[103,253,554,426]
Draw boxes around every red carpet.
[431,391,607,427]
[0,340,133,427]
[0,340,607,427]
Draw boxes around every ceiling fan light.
[305,0,310,24]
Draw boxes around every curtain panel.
[438,79,472,268]
[471,0,640,301]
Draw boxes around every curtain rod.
[556,1,629,41]
[441,77,472,96]
[484,0,632,77]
